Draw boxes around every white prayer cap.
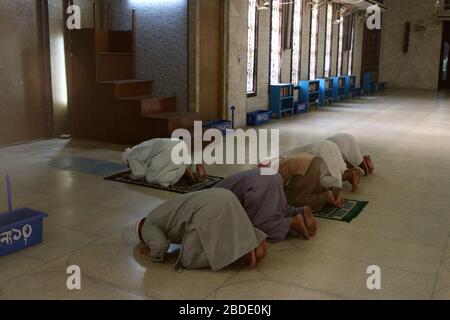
[121,148,132,164]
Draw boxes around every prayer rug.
[48,157,128,177]
[314,200,368,223]
[105,171,223,194]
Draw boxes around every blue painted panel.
[363,72,376,94]
[48,157,128,176]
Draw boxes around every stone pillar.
[223,0,248,128]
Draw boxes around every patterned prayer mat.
[105,171,223,194]
[314,200,369,223]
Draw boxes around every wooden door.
[360,0,383,83]
[0,0,52,145]
[439,21,450,90]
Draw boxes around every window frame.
[323,3,334,78]
[308,4,320,80]
[347,14,356,75]
[290,0,303,84]
[247,0,259,97]
[336,5,344,77]
[269,0,282,85]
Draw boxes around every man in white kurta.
[327,133,373,175]
[122,138,189,187]
[327,133,363,168]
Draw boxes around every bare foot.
[183,168,196,183]
[327,191,336,206]
[258,160,272,168]
[364,155,374,174]
[335,192,345,208]
[291,215,312,240]
[196,164,207,181]
[344,169,361,191]
[255,240,267,262]
[345,160,354,170]
[302,207,317,236]
[139,245,151,257]
[359,160,370,176]
[245,250,257,269]
[351,169,361,191]
[258,156,285,168]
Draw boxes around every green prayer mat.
[314,200,369,223]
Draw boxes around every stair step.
[97,52,132,56]
[119,95,177,114]
[99,79,150,84]
[99,79,153,98]
[145,112,201,133]
[146,111,199,120]
[96,53,133,81]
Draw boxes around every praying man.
[122,138,207,187]
[136,189,268,271]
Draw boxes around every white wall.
[379,0,443,90]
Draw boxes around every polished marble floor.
[0,89,450,300]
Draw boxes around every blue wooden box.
[247,110,273,126]
[299,80,320,108]
[269,84,295,119]
[333,76,346,102]
[363,72,376,94]
[0,208,48,257]
[319,78,334,106]
[294,103,309,114]
[345,75,356,98]
[202,120,233,135]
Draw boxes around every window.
[323,3,333,78]
[309,5,319,80]
[270,0,282,84]
[337,13,344,76]
[291,0,303,84]
[348,15,355,75]
[247,0,258,95]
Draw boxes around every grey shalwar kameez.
[214,169,304,242]
[140,188,267,271]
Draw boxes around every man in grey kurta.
[138,188,267,271]
[214,169,316,242]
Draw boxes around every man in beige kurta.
[278,153,342,211]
